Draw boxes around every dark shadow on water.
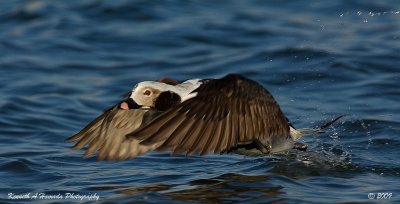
[165,173,286,203]
[89,173,287,203]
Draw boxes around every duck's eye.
[143,89,152,96]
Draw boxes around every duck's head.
[120,80,182,111]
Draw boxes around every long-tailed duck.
[68,74,342,160]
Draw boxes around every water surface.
[1,0,399,203]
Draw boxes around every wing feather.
[130,108,180,142]
[68,107,161,160]
[210,116,226,153]
[199,120,220,155]
[68,107,112,143]
[172,119,206,154]
[188,119,217,155]
[156,116,196,151]
[244,101,254,142]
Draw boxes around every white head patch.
[129,79,203,107]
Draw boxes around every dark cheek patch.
[155,91,181,111]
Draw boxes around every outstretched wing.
[127,74,290,156]
[68,106,161,160]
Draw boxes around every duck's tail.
[290,115,345,140]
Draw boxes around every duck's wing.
[127,74,290,156]
[68,106,161,160]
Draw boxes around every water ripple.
[1,0,400,203]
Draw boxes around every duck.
[68,74,342,160]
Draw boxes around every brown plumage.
[128,74,290,155]
[156,77,179,85]
[68,74,293,160]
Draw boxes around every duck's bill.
[120,98,142,110]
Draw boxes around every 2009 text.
[368,193,392,200]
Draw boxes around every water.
[1,0,399,203]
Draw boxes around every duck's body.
[68,74,339,160]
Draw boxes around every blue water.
[1,0,400,203]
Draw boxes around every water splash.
[344,116,371,150]
[339,10,400,23]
